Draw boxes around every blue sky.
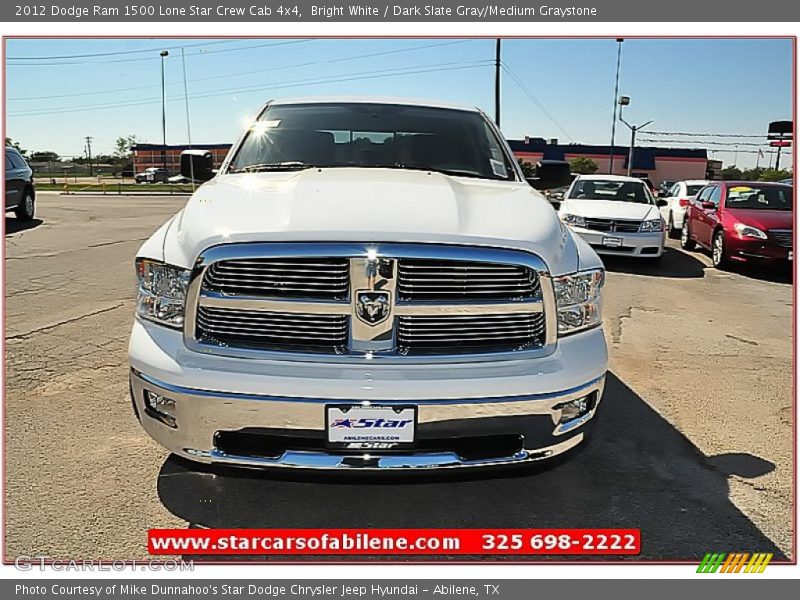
[5,37,794,169]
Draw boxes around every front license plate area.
[602,236,624,247]
[326,405,417,451]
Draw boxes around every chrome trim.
[184,242,555,364]
[191,435,584,470]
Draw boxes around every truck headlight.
[561,214,586,228]
[734,223,767,239]
[135,258,191,328]
[639,219,665,232]
[552,269,604,336]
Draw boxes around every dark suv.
[5,147,36,221]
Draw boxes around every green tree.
[114,135,138,159]
[517,159,536,178]
[29,150,60,163]
[569,156,598,175]
[757,168,792,182]
[5,137,27,156]
[720,166,743,180]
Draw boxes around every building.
[132,143,232,175]
[508,138,710,186]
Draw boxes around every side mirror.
[656,199,668,207]
[180,150,215,183]
[526,160,572,191]
[701,201,717,210]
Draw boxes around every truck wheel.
[14,190,35,221]
[680,219,696,250]
[712,231,730,270]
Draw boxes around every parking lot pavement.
[4,193,793,561]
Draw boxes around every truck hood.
[149,168,585,275]
[559,198,661,221]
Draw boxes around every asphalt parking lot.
[4,193,793,561]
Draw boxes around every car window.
[708,186,722,206]
[725,184,793,211]
[696,186,713,202]
[686,184,705,196]
[5,155,14,171]
[566,179,653,204]
[669,183,680,197]
[8,151,26,170]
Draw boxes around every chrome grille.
[397,259,539,301]
[769,229,793,248]
[203,258,349,300]
[584,219,641,233]
[196,307,348,354]
[187,243,555,361]
[397,313,546,355]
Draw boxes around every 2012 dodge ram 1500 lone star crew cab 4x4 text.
[128,98,608,470]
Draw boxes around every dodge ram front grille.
[397,313,546,355]
[187,243,555,361]
[397,259,539,301]
[196,307,348,354]
[769,229,793,248]
[203,258,349,300]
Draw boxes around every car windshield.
[686,184,705,196]
[726,184,793,211]
[228,102,515,181]
[567,179,653,204]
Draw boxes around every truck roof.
[268,96,481,113]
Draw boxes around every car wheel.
[712,230,730,270]
[14,190,35,221]
[667,213,679,239]
[680,219,696,250]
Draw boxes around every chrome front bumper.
[130,369,605,470]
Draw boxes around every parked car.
[558,174,667,259]
[660,179,708,238]
[659,180,676,196]
[129,97,608,471]
[134,167,168,183]
[681,181,793,269]
[4,147,36,221]
[778,178,793,185]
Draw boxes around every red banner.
[149,528,640,555]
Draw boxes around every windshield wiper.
[232,161,313,173]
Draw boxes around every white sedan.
[660,179,708,238]
[559,175,667,259]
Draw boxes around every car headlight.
[639,219,665,232]
[561,214,586,227]
[135,258,191,328]
[552,269,604,336]
[734,223,767,239]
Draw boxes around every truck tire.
[14,190,35,221]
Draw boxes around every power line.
[639,138,773,147]
[501,64,573,142]
[6,38,243,60]
[8,40,476,102]
[644,130,764,139]
[5,39,312,66]
[8,60,493,118]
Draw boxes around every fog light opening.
[555,392,596,425]
[144,389,177,428]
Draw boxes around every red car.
[681,181,793,269]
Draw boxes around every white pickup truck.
[128,98,608,470]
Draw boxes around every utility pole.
[84,136,93,176]
[160,50,170,176]
[618,96,653,177]
[494,39,501,126]
[609,38,624,174]
[181,47,196,191]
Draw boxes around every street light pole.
[160,50,169,176]
[494,38,501,126]
[609,38,624,174]
[618,98,653,177]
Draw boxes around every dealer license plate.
[602,236,623,248]
[326,405,417,450]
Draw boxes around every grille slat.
[769,229,793,248]
[397,259,539,302]
[204,258,349,300]
[196,307,348,353]
[397,313,545,355]
[584,218,641,233]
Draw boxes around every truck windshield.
[228,102,515,181]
